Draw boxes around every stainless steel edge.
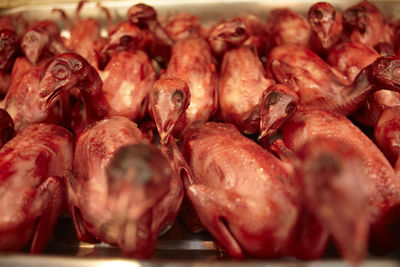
[2,1,400,22]
[0,255,400,267]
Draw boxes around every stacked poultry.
[2,0,400,263]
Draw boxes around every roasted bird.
[0,123,73,253]
[182,122,299,259]
[68,116,172,257]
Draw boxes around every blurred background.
[0,0,370,9]
[0,0,85,8]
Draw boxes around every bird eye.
[312,9,323,21]
[71,59,82,72]
[53,64,69,80]
[285,101,297,115]
[264,91,280,108]
[235,26,245,36]
[345,7,367,33]
[120,35,133,46]
[24,31,39,43]
[172,90,184,107]
[392,66,400,78]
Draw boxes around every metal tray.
[1,0,400,266]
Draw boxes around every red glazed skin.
[268,45,400,116]
[101,50,157,121]
[281,107,400,252]
[149,76,190,144]
[182,122,299,259]
[307,2,343,51]
[21,20,68,66]
[147,77,190,234]
[343,0,393,49]
[0,123,73,253]
[147,76,189,235]
[163,12,203,42]
[327,41,400,126]
[155,136,186,236]
[219,47,275,134]
[372,91,400,121]
[261,140,329,261]
[327,41,379,82]
[375,106,400,166]
[259,84,299,139]
[40,51,156,134]
[100,21,154,69]
[128,2,172,47]
[353,89,400,127]
[69,116,172,258]
[127,3,173,64]
[295,137,371,262]
[63,0,108,68]
[39,52,111,133]
[327,41,398,126]
[66,17,105,68]
[267,43,349,99]
[208,14,267,57]
[282,107,400,211]
[166,37,218,138]
[265,8,311,53]
[1,57,62,131]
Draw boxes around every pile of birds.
[1,0,400,263]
